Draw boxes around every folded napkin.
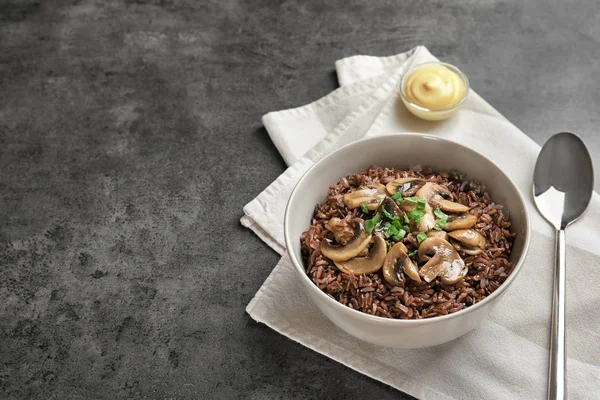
[241,46,600,399]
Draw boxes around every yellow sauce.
[403,65,466,110]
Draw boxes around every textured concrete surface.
[1,0,598,399]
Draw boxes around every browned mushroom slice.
[417,254,448,283]
[382,242,421,284]
[427,230,448,241]
[448,229,486,255]
[443,213,478,231]
[342,183,387,210]
[376,196,403,218]
[440,257,469,285]
[320,219,372,261]
[334,235,387,275]
[385,178,425,197]
[417,237,467,284]
[326,217,356,243]
[416,182,470,213]
[400,199,435,232]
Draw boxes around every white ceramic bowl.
[284,134,531,348]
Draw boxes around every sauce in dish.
[403,64,466,110]
[400,62,469,121]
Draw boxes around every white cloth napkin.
[241,46,600,399]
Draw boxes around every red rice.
[300,165,516,320]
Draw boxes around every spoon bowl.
[533,132,594,400]
[534,132,594,229]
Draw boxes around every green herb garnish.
[403,196,420,203]
[382,207,394,220]
[383,222,406,242]
[408,249,418,258]
[433,207,446,219]
[390,217,410,234]
[403,213,410,224]
[416,231,427,244]
[364,212,381,233]
[391,191,403,205]
[408,209,426,224]
[383,222,397,237]
[404,196,427,211]
[403,196,425,206]
[394,229,407,241]
[433,207,448,230]
[361,202,370,213]
[382,222,407,242]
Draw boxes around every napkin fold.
[241,46,600,399]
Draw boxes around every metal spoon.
[533,132,594,400]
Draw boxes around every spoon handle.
[548,228,566,400]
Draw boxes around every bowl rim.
[399,61,470,113]
[284,133,531,326]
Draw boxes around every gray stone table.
[1,0,598,399]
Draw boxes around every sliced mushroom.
[376,196,403,218]
[321,219,372,261]
[417,237,467,285]
[448,229,486,256]
[400,199,435,232]
[443,213,478,231]
[382,242,421,285]
[417,256,447,283]
[343,183,387,210]
[326,217,356,243]
[386,178,425,197]
[415,182,450,200]
[416,182,470,213]
[334,235,387,275]
[427,230,448,241]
